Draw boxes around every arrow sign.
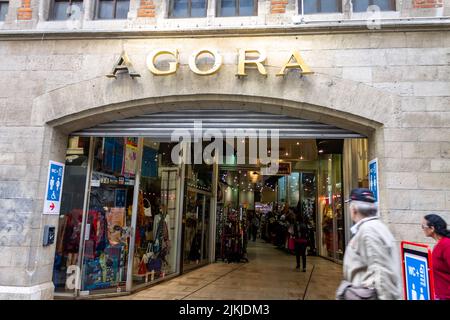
[43,161,65,215]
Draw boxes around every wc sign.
[43,161,65,215]
[401,241,435,300]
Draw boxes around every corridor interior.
[111,240,342,300]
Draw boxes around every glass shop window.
[0,1,9,21]
[169,0,207,18]
[132,139,182,287]
[96,0,130,19]
[53,137,91,294]
[80,137,138,294]
[299,0,342,14]
[352,0,396,12]
[217,0,257,17]
[51,0,83,20]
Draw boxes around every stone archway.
[32,72,398,134]
[28,71,400,299]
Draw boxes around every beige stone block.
[413,81,450,97]
[0,281,54,300]
[0,56,28,71]
[0,165,40,182]
[388,223,430,243]
[334,49,376,67]
[401,142,441,158]
[430,159,450,172]
[342,67,372,83]
[373,66,450,82]
[401,97,450,112]
[446,192,450,209]
[385,172,418,189]
[418,130,450,142]
[384,142,404,158]
[410,190,446,210]
[384,158,430,172]
[417,173,450,189]
[0,267,31,287]
[379,48,408,66]
[369,33,407,49]
[385,189,411,210]
[405,32,446,48]
[310,67,342,78]
[372,82,414,96]
[385,210,444,224]
[406,48,449,66]
[402,112,448,128]
[0,181,40,199]
[0,153,15,165]
[441,142,450,158]
[384,128,418,142]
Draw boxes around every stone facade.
[0,0,449,300]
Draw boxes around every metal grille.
[72,109,364,139]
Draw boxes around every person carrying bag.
[336,188,402,300]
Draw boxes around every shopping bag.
[288,237,295,251]
[146,257,162,272]
[138,259,147,275]
[142,242,153,264]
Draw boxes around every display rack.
[216,206,249,263]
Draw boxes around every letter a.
[276,50,313,76]
[107,51,141,79]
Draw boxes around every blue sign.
[44,161,65,215]
[368,158,379,203]
[404,253,430,300]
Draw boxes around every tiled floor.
[111,240,342,300]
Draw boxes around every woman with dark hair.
[293,213,308,272]
[422,214,450,300]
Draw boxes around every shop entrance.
[52,109,369,298]
[214,138,367,264]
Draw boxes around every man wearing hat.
[336,188,402,300]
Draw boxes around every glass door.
[182,188,211,271]
[53,136,91,297]
[130,139,183,289]
[317,154,344,262]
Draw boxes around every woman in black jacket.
[294,213,308,272]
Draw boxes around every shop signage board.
[368,158,379,204]
[43,161,65,215]
[276,162,292,175]
[401,241,435,300]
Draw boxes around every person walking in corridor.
[336,188,402,300]
[422,214,450,300]
[251,214,260,242]
[294,213,308,272]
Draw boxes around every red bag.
[288,237,295,251]
[138,259,147,275]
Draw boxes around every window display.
[80,137,137,293]
[216,205,248,262]
[132,139,181,287]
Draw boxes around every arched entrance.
[34,73,397,298]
